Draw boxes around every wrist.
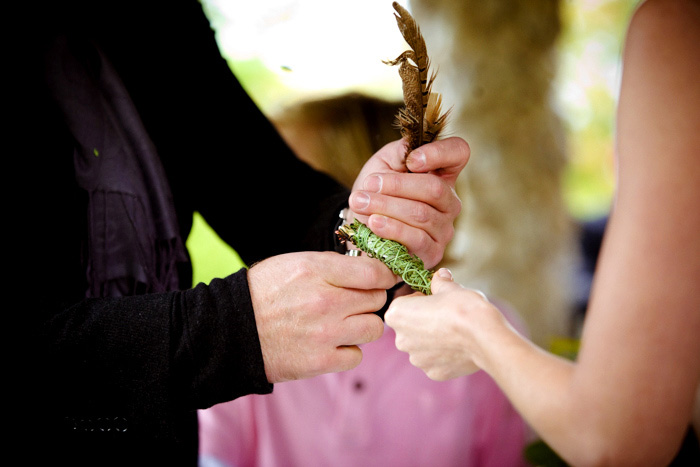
[471,302,523,377]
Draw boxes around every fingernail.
[370,215,387,229]
[352,192,370,210]
[437,268,453,280]
[364,175,383,193]
[407,151,426,171]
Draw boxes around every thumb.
[430,268,457,294]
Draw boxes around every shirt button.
[353,379,364,392]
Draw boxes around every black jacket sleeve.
[36,270,269,437]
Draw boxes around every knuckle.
[306,289,339,318]
[427,368,448,381]
[411,203,431,224]
[370,316,385,339]
[423,244,441,269]
[339,347,363,372]
[363,262,387,288]
[436,222,455,245]
[408,354,422,368]
[445,223,456,242]
[460,138,472,161]
[374,289,390,307]
[413,229,432,254]
[429,179,447,202]
[394,335,408,352]
[383,305,398,326]
[359,314,384,343]
[358,287,388,313]
[309,319,333,343]
[294,255,317,278]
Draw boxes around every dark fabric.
[670,426,700,466]
[45,35,189,297]
[38,269,270,466]
[16,0,350,464]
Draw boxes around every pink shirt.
[198,318,531,467]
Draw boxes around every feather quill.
[384,2,449,157]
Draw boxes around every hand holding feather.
[340,2,467,292]
[346,138,468,272]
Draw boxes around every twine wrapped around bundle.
[337,219,434,295]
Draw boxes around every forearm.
[473,318,587,464]
[477,297,697,466]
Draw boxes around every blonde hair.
[273,92,402,188]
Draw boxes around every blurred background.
[188,0,639,347]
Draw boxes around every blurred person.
[272,92,403,189]
[198,93,532,467]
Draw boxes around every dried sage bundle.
[337,219,433,295]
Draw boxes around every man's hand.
[348,137,469,269]
[247,251,397,383]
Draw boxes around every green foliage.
[338,219,433,294]
[557,0,639,220]
[186,212,246,286]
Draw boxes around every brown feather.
[424,92,449,143]
[384,1,449,159]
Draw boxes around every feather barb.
[384,2,449,158]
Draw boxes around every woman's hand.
[385,268,502,380]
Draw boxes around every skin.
[249,136,470,384]
[385,1,700,465]
[349,136,467,270]
[248,251,397,383]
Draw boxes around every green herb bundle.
[337,219,434,295]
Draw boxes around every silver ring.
[346,249,361,256]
